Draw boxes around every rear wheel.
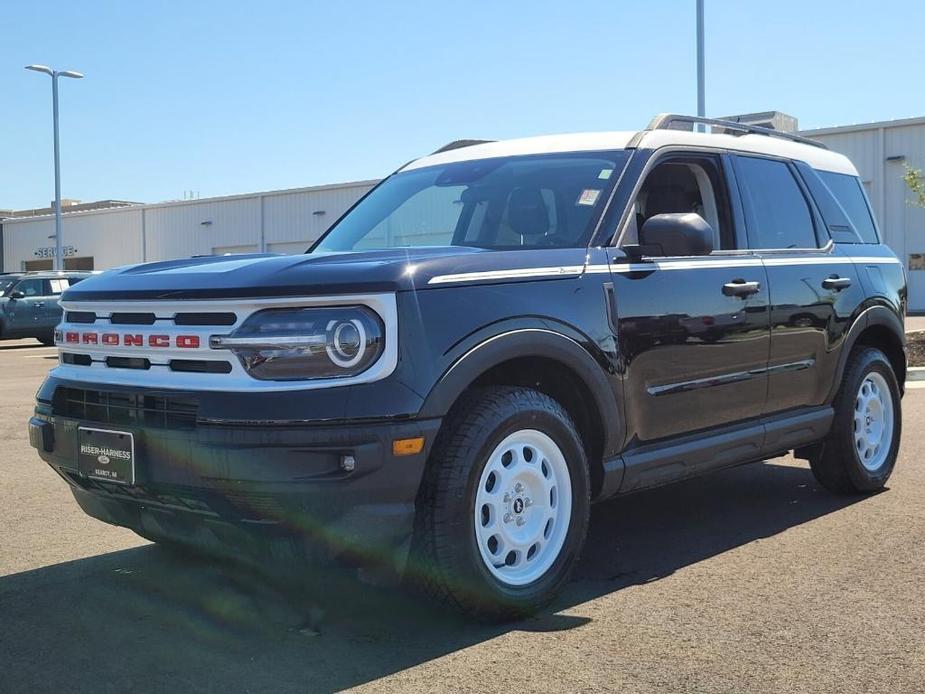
[413,386,590,621]
[810,347,901,494]
[37,334,55,346]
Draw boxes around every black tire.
[810,347,902,494]
[412,386,591,621]
[37,334,55,346]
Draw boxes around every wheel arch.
[418,327,622,498]
[828,305,906,402]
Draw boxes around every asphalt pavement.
[1,337,923,693]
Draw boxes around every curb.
[909,367,925,382]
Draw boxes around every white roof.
[404,128,858,176]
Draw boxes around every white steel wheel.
[473,429,572,587]
[854,371,894,472]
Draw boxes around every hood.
[62,247,589,301]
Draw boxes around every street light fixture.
[25,64,84,271]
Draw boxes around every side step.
[596,406,833,501]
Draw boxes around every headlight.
[211,306,384,381]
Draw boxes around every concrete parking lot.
[1,337,923,693]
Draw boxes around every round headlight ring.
[326,318,367,368]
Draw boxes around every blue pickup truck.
[0,272,91,344]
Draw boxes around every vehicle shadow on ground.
[0,342,51,351]
[0,460,868,693]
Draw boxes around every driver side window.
[14,279,45,297]
[622,154,736,252]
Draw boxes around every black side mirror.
[638,212,714,257]
[9,291,25,300]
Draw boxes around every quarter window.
[736,156,818,249]
[818,171,879,244]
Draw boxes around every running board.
[596,406,833,501]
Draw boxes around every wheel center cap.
[513,497,524,514]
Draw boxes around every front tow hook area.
[28,417,54,453]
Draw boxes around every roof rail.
[645,113,828,150]
[431,139,495,155]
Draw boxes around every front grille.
[53,387,199,430]
[105,356,151,370]
[169,359,233,374]
[111,312,157,325]
[175,312,237,326]
[62,353,92,366]
[65,311,238,326]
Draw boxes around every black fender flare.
[827,304,906,402]
[418,326,623,458]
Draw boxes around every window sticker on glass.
[598,169,613,180]
[577,189,601,206]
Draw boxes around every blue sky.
[2,0,923,210]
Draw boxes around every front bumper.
[29,390,441,569]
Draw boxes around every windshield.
[0,278,17,296]
[315,151,629,252]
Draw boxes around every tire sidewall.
[840,351,902,490]
[446,400,590,613]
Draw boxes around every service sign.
[33,245,77,258]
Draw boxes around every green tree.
[905,165,925,208]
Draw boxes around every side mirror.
[638,212,714,257]
[9,291,25,300]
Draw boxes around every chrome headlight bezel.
[211,305,386,382]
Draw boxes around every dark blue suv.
[0,272,90,344]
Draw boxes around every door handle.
[722,280,761,298]
[34,302,45,308]
[822,276,852,291]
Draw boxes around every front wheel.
[810,347,902,494]
[413,386,590,621]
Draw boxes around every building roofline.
[1,178,380,224]
[801,115,925,136]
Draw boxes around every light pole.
[25,64,84,272]
[696,0,705,129]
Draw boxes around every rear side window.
[818,171,879,243]
[48,278,69,294]
[736,156,818,249]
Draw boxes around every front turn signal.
[392,437,425,456]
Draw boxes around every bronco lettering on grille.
[56,331,201,348]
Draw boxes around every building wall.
[806,117,925,312]
[3,207,144,270]
[1,180,377,272]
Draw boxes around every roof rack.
[431,139,495,155]
[645,113,828,150]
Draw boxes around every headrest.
[507,187,550,237]
[645,184,696,218]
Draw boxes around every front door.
[4,278,48,336]
[608,152,771,445]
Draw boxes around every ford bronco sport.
[1,271,90,345]
[29,115,906,620]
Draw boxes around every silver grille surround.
[53,293,399,392]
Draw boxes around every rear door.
[43,277,70,329]
[608,151,770,444]
[733,154,866,413]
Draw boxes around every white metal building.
[0,180,377,273]
[2,116,924,310]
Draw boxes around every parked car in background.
[1,272,91,345]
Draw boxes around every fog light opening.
[340,454,356,472]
